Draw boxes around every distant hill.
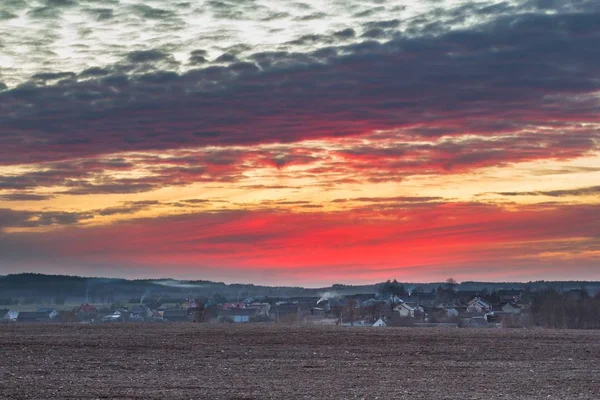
[0,273,598,305]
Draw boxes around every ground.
[0,324,598,399]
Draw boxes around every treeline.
[530,289,600,329]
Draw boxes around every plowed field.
[0,324,598,399]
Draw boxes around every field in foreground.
[0,324,598,399]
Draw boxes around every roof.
[394,303,415,311]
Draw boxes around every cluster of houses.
[0,289,532,328]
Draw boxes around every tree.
[210,292,227,305]
[445,278,458,291]
[343,298,358,326]
[54,296,66,306]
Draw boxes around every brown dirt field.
[0,324,598,399]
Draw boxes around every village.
[3,283,598,329]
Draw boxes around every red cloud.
[2,202,598,284]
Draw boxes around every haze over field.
[0,0,599,285]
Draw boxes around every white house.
[467,297,492,313]
[373,318,387,327]
[394,302,416,318]
[3,310,18,321]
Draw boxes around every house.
[180,298,198,309]
[17,311,51,322]
[373,318,387,327]
[129,305,152,320]
[103,311,125,322]
[467,297,492,313]
[2,309,18,321]
[394,302,416,318]
[163,309,191,322]
[38,308,58,319]
[502,303,522,315]
[219,308,259,323]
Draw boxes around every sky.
[0,0,599,286]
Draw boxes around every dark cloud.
[333,28,355,39]
[126,50,171,63]
[361,28,386,38]
[353,7,386,18]
[1,5,599,169]
[27,6,62,19]
[0,193,54,201]
[363,19,400,30]
[494,186,600,197]
[85,7,113,21]
[95,201,160,216]
[214,53,238,63]
[296,12,328,21]
[332,196,444,203]
[45,0,77,6]
[129,4,175,20]
[0,208,93,229]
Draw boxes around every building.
[180,298,198,309]
[129,305,152,320]
[373,318,387,327]
[467,297,492,313]
[103,311,125,322]
[219,308,259,323]
[2,309,18,321]
[394,302,416,318]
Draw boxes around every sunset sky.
[0,0,599,286]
